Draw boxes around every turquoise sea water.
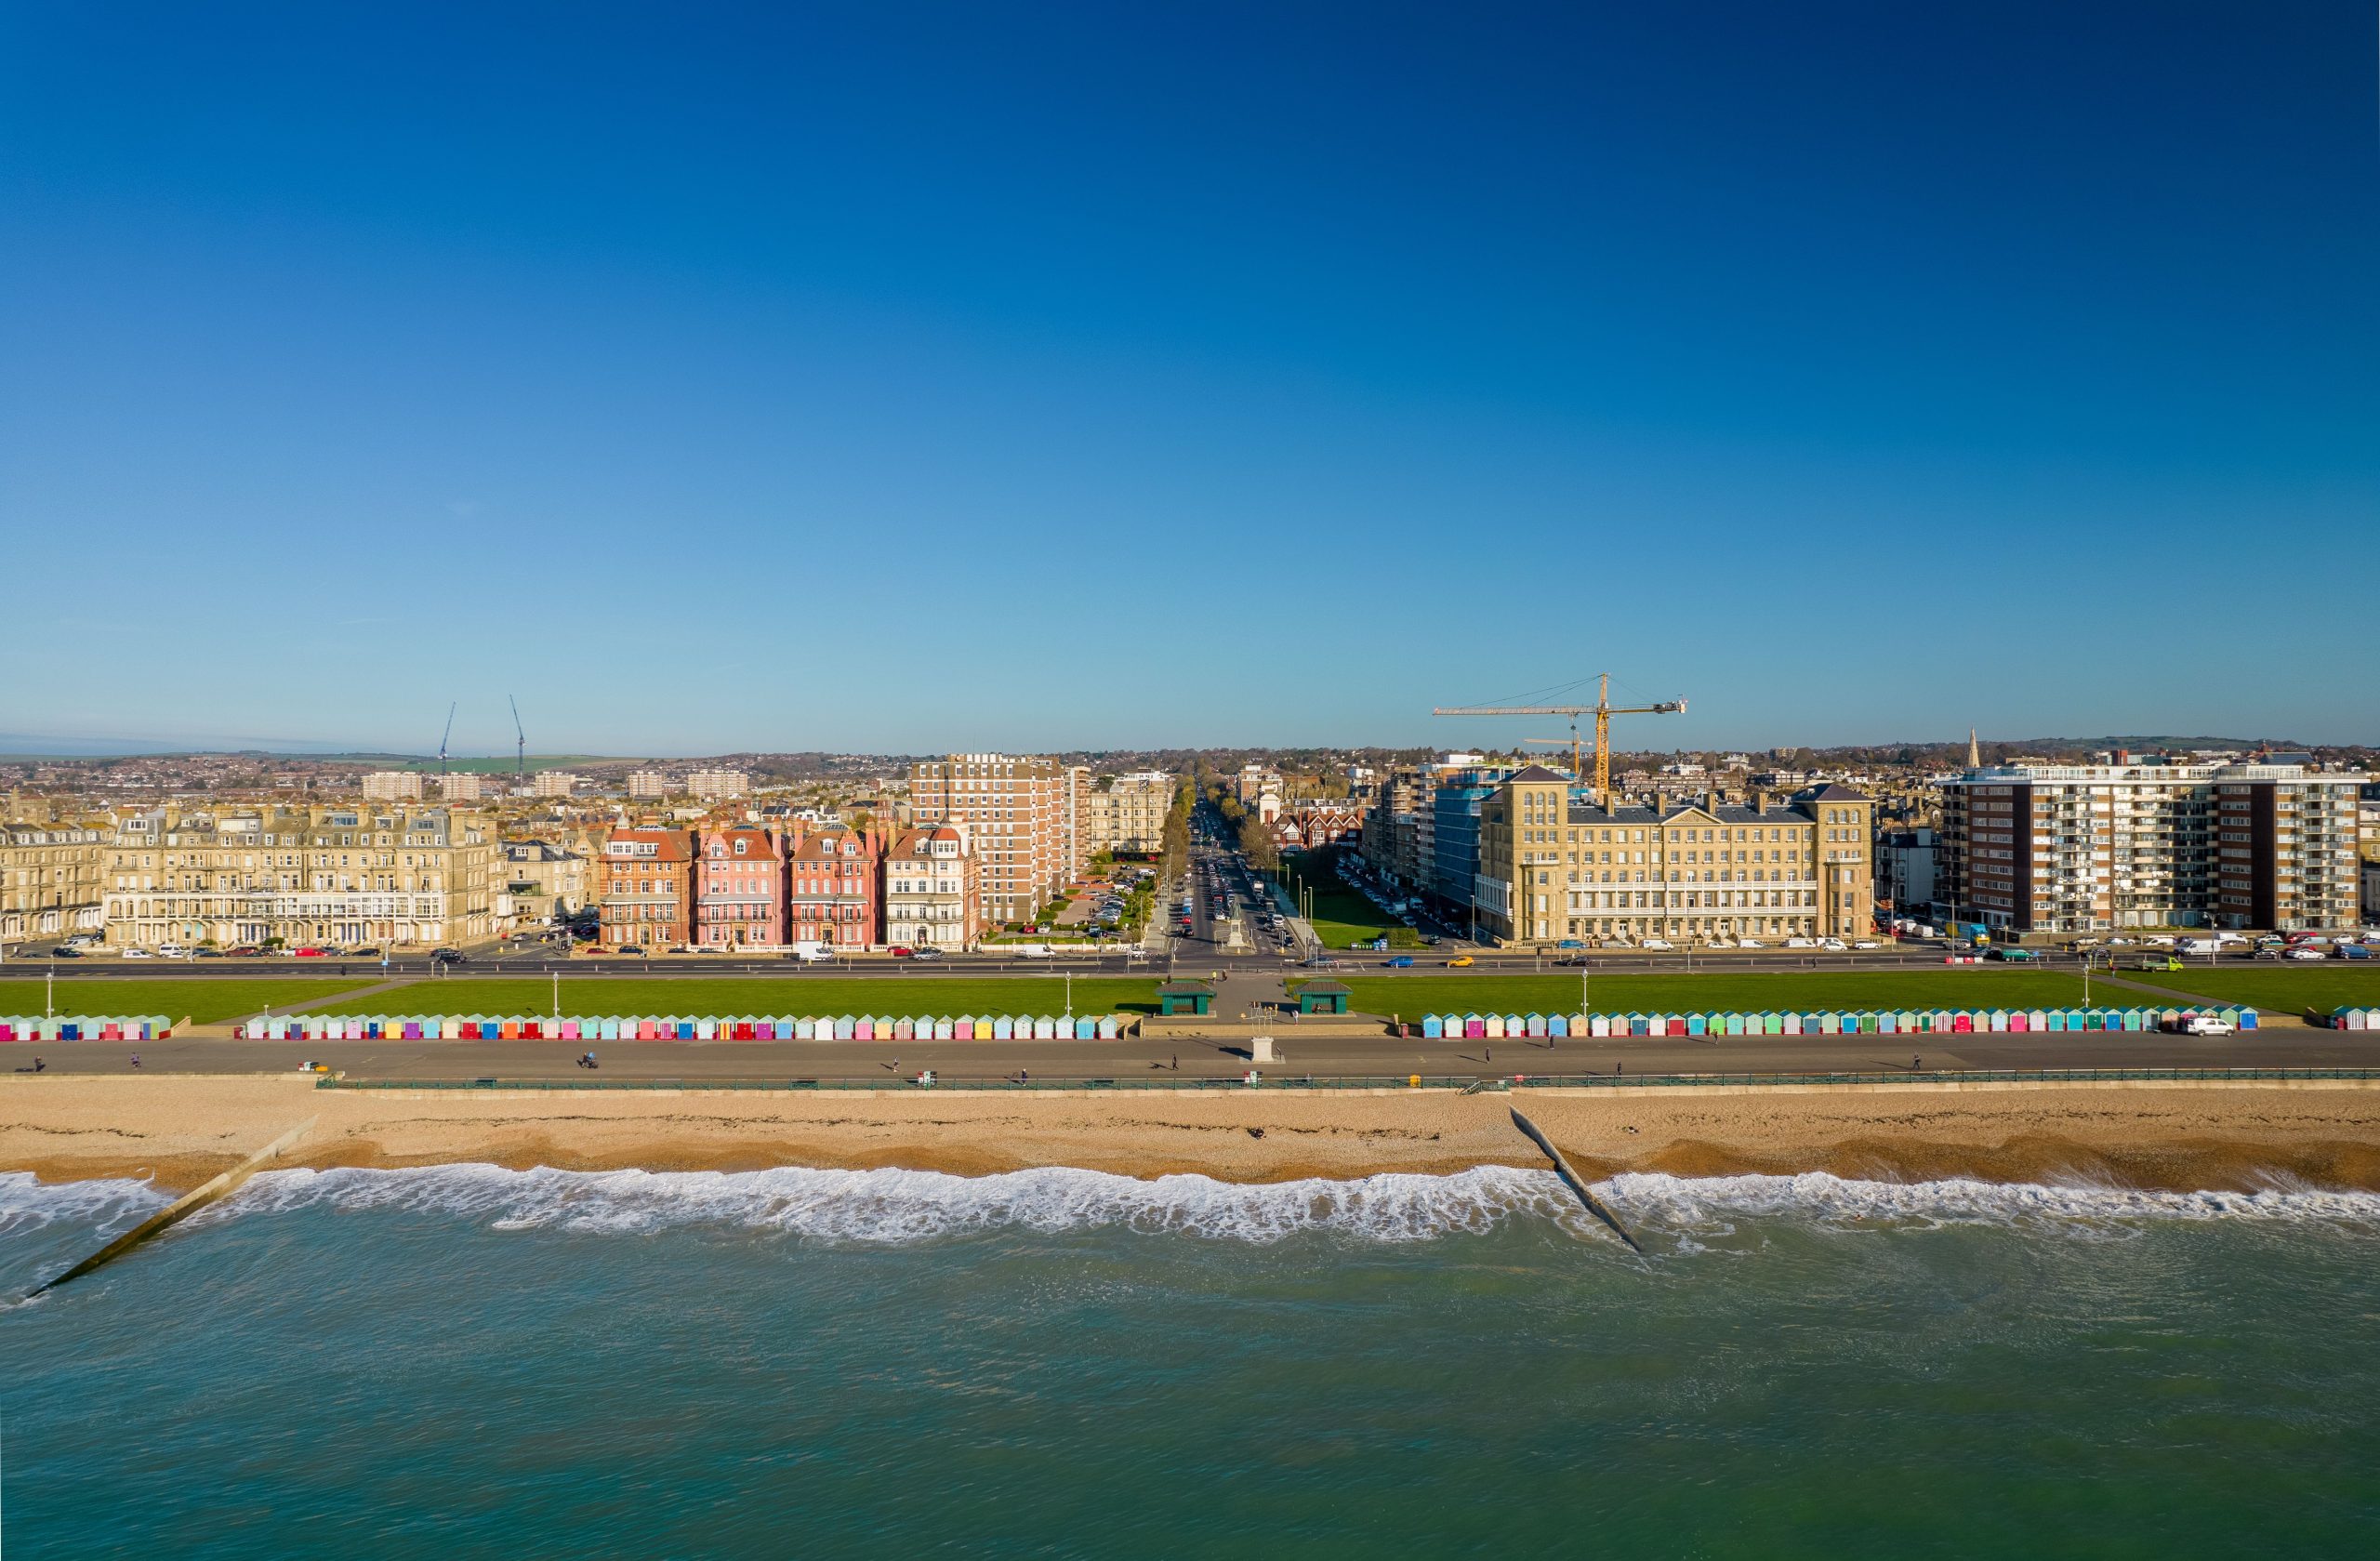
[5,1163,2379,1557]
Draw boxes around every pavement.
[9,1025,2375,1082]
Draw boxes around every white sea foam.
[0,1171,167,1241]
[1598,1170,2380,1240]
[206,1163,1575,1244]
[182,1163,2380,1247]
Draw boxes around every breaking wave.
[203,1163,1573,1244]
[0,1171,167,1245]
[171,1163,2380,1247]
[1602,1170,2380,1240]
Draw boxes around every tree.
[1238,813,1279,871]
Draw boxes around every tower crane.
[509,695,526,776]
[437,702,456,776]
[1433,673,1686,811]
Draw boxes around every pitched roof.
[1504,764,1571,784]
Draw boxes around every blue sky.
[4,3,2374,756]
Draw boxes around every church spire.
[1967,728,1981,768]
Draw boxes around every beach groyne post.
[1508,1106,1642,1255]
[26,1115,320,1299]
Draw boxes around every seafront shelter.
[1157,981,1216,1017]
[1297,981,1351,1016]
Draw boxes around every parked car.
[616,944,644,956]
[1383,956,1415,968]
[49,945,85,958]
[2334,944,2372,960]
[890,946,916,959]
[911,947,945,961]
[1851,940,1882,950]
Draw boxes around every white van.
[790,942,835,963]
[2175,937,2220,957]
[1015,944,1054,959]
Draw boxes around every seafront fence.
[1415,1004,2258,1040]
[233,1012,1134,1043]
[0,1015,173,1042]
[313,1065,2380,1092]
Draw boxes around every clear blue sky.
[4,3,2374,756]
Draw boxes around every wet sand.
[4,1075,2379,1195]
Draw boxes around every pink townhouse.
[694,827,787,948]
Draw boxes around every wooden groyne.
[1509,1106,1642,1254]
[25,1115,319,1299]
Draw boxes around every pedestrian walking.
[1912,1054,1922,1071]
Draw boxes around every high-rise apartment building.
[1936,759,2365,933]
[908,754,1084,925]
[103,807,495,949]
[532,772,582,800]
[1474,767,1872,946]
[627,770,672,800]
[689,769,749,800]
[598,827,695,947]
[362,771,423,801]
[441,773,487,801]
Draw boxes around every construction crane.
[1433,673,1686,810]
[509,695,526,776]
[436,702,456,776]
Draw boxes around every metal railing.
[314,1066,2380,1092]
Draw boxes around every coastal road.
[13,1026,2375,1082]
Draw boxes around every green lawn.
[0,979,381,1025]
[1285,849,1423,950]
[311,977,1165,1018]
[2110,966,2380,1014]
[1288,969,2096,1019]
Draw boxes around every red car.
[890,946,915,959]
[293,946,326,958]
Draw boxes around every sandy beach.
[5,1075,2380,1194]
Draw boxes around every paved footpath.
[8,1025,2374,1083]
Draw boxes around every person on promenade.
[129,1053,140,1068]
[1912,1055,1923,1071]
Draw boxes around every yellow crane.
[1433,673,1686,811]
